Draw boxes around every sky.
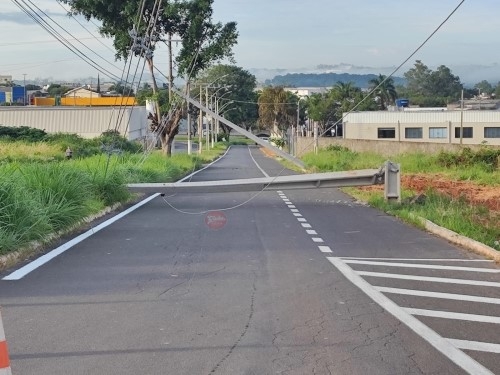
[1,0,499,84]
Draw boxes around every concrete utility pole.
[460,89,464,145]
[168,33,173,103]
[187,82,192,155]
[205,86,210,151]
[198,85,203,154]
[23,73,26,106]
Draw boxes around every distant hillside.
[264,73,406,89]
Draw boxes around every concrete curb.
[416,216,500,263]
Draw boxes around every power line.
[11,0,123,81]
[56,2,116,54]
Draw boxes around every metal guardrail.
[128,161,401,201]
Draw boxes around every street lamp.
[193,74,230,153]
[212,89,232,142]
[215,97,234,141]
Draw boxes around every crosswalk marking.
[340,257,493,262]
[376,286,500,305]
[405,308,500,324]
[448,339,500,354]
[327,257,493,375]
[357,271,500,288]
[344,259,500,273]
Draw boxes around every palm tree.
[332,81,359,101]
[369,74,397,110]
[258,86,294,138]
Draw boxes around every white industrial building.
[343,110,500,146]
[0,106,149,140]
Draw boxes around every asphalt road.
[0,145,499,374]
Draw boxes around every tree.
[368,74,397,110]
[47,84,71,96]
[474,80,494,96]
[194,64,258,139]
[258,87,296,138]
[429,65,462,99]
[329,82,373,118]
[403,61,462,106]
[404,60,432,97]
[495,82,500,99]
[108,82,135,96]
[61,0,238,156]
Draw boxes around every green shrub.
[437,147,500,171]
[0,126,47,142]
[270,137,286,148]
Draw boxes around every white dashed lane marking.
[319,246,332,253]
[276,191,500,375]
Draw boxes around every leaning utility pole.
[168,33,173,103]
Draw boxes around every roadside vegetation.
[0,126,227,257]
[302,145,500,251]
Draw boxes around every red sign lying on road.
[205,211,227,230]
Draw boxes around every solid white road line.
[376,286,500,305]
[340,257,493,262]
[178,147,231,182]
[448,339,500,354]
[344,260,500,273]
[3,193,161,281]
[327,257,493,375]
[248,146,270,178]
[405,308,500,324]
[357,271,500,288]
[318,246,332,253]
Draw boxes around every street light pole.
[23,73,27,106]
[198,85,203,154]
[187,82,191,155]
[194,74,230,152]
[215,91,233,138]
[206,86,210,151]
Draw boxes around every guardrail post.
[384,161,401,203]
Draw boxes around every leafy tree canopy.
[404,60,462,106]
[194,64,258,132]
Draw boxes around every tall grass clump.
[0,175,51,254]
[303,145,385,171]
[0,140,61,162]
[366,190,499,250]
[17,163,95,232]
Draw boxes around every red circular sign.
[205,211,227,230]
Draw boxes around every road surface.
[0,145,499,374]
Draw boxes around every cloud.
[367,48,380,56]
[0,10,67,25]
[0,12,36,25]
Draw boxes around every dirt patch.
[362,173,500,212]
[402,174,500,212]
